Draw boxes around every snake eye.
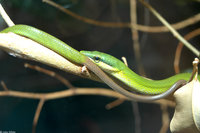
[94,56,100,63]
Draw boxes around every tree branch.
[43,0,200,33]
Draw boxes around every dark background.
[0,0,200,133]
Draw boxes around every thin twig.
[132,102,141,133]
[0,4,15,26]
[159,105,169,133]
[174,28,200,73]
[43,0,200,33]
[24,63,74,88]
[121,57,128,66]
[1,81,8,91]
[105,98,125,109]
[189,58,199,82]
[130,0,145,76]
[32,98,45,133]
[42,0,130,28]
[174,44,184,74]
[130,1,142,133]
[0,82,176,106]
[140,0,150,46]
[0,87,124,100]
[139,0,200,57]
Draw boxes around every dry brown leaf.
[170,79,200,133]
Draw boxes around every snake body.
[1,25,188,101]
[81,51,192,94]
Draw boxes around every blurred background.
[0,0,200,133]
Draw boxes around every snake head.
[80,50,121,73]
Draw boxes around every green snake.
[80,51,192,94]
[1,24,189,101]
